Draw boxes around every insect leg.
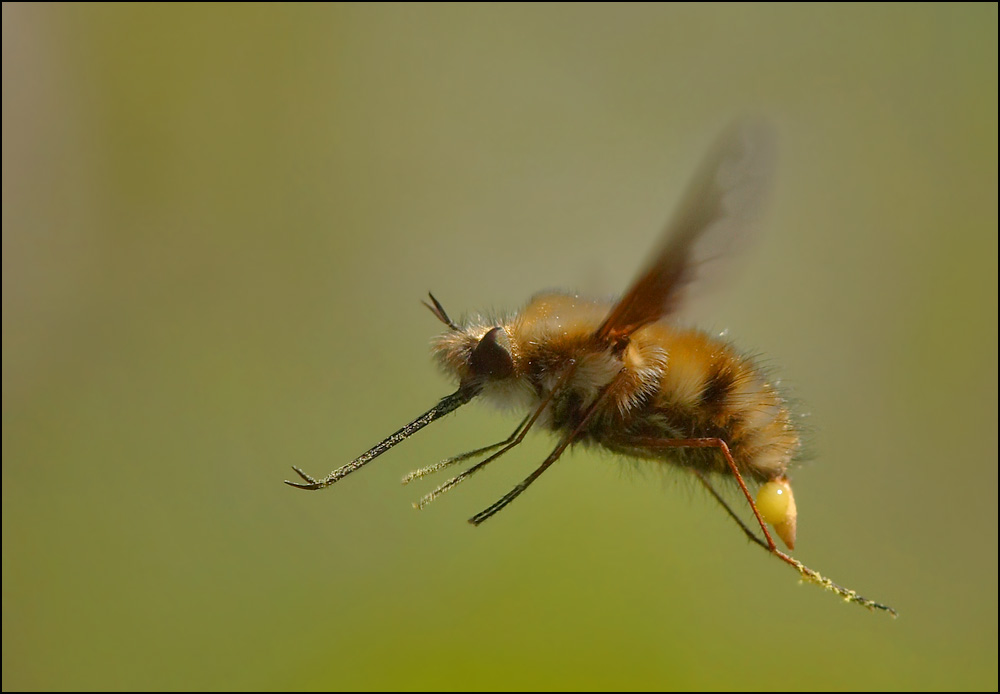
[630,436,897,616]
[468,369,619,525]
[410,418,528,509]
[467,442,567,525]
[414,362,580,509]
[691,469,770,551]
[627,437,780,550]
[401,415,530,485]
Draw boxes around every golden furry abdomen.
[598,324,801,482]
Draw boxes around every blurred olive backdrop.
[3,4,996,691]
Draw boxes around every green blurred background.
[3,4,996,690]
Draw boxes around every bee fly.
[287,123,896,616]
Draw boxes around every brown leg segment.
[691,469,770,551]
[628,437,779,550]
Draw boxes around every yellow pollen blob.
[756,477,798,549]
[757,480,790,524]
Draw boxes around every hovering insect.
[287,123,896,616]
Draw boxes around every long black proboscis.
[285,386,480,490]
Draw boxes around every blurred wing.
[595,122,776,344]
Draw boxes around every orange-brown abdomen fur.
[602,322,800,482]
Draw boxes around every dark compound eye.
[469,327,515,379]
